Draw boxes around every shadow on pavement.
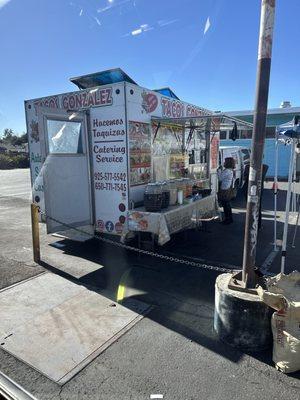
[37,186,299,378]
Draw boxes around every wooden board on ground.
[0,273,150,384]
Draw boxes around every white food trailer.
[25,68,251,244]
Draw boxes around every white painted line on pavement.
[0,192,30,198]
[260,248,279,274]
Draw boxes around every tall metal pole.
[273,137,279,251]
[242,0,276,287]
[281,141,295,273]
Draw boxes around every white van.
[219,146,250,197]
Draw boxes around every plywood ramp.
[0,273,150,384]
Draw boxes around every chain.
[39,209,235,274]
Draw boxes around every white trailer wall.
[25,81,212,236]
[89,83,128,234]
[25,83,128,235]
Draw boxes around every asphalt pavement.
[0,169,299,400]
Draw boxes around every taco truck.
[25,68,251,245]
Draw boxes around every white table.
[123,194,219,246]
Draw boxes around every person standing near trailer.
[217,157,235,224]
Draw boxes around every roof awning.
[70,68,137,89]
[151,114,253,131]
[276,117,300,139]
[153,87,180,100]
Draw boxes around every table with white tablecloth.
[122,194,219,245]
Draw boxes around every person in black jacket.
[218,157,235,224]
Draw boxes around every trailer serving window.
[151,120,211,183]
[151,114,253,184]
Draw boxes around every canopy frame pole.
[280,140,295,273]
[291,197,300,248]
[273,136,279,251]
[152,122,161,144]
[292,145,297,212]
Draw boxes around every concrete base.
[214,273,272,352]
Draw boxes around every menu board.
[152,124,183,156]
[169,154,188,178]
[129,121,151,186]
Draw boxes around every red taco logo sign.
[141,91,158,114]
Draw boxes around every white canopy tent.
[274,117,300,273]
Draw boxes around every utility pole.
[215,0,277,352]
[242,0,276,287]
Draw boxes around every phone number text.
[94,182,127,191]
[94,172,127,182]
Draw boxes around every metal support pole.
[242,0,276,287]
[31,203,40,263]
[280,141,295,273]
[291,197,300,248]
[273,137,279,251]
[292,144,297,212]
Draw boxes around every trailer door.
[38,108,93,240]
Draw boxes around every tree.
[3,128,13,142]
[19,132,28,144]
[1,129,28,146]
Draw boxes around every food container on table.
[192,179,211,198]
[183,178,194,197]
[177,178,192,197]
[175,178,186,196]
[168,180,178,205]
[144,183,163,212]
[177,190,183,205]
[161,181,170,209]
[197,180,204,189]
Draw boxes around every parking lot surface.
[0,169,299,400]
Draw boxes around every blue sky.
[0,0,299,134]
